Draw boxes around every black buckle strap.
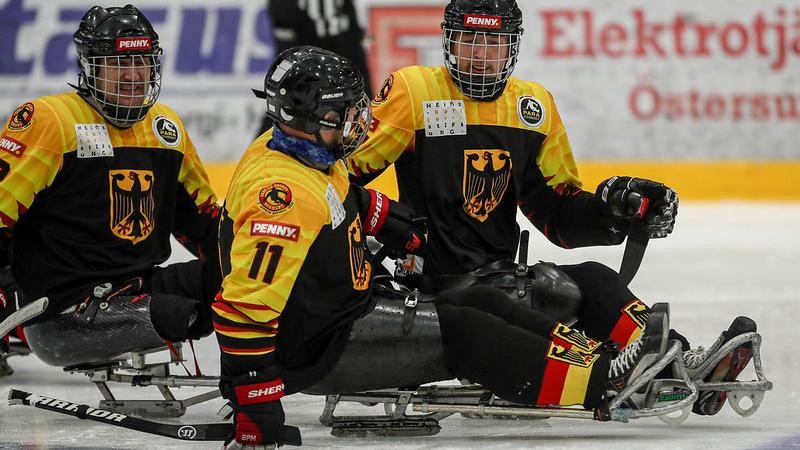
[76,278,145,324]
[401,289,419,334]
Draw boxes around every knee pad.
[421,261,583,324]
[566,261,621,287]
[529,262,582,324]
[149,293,212,342]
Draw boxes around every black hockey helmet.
[73,5,163,128]
[442,0,523,100]
[254,46,372,160]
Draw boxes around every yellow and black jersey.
[214,129,372,391]
[348,66,623,275]
[0,92,218,318]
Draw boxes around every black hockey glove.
[596,176,678,239]
[221,372,301,448]
[359,188,426,258]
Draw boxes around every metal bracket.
[66,345,221,419]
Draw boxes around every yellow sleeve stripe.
[214,328,276,339]
[212,301,280,328]
[178,134,217,211]
[219,348,274,356]
[537,125,582,190]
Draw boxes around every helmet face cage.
[80,50,163,128]
[443,27,520,100]
[73,5,163,128]
[338,92,372,159]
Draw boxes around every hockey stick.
[619,222,648,285]
[0,296,48,338]
[8,389,232,441]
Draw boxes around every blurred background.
[1,0,798,200]
[1,3,799,447]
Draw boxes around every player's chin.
[115,95,146,107]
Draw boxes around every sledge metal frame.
[57,332,772,433]
[317,337,773,436]
[17,332,773,441]
[65,344,222,418]
[5,340,32,358]
[686,332,772,417]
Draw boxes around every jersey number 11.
[248,242,283,284]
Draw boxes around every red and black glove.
[358,188,426,258]
[596,176,678,239]
[221,372,302,448]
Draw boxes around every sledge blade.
[330,416,441,437]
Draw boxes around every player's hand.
[222,375,302,448]
[596,176,678,239]
[361,189,426,258]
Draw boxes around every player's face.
[94,55,152,107]
[319,104,370,153]
[319,110,345,147]
[451,31,510,77]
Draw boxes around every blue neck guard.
[268,123,336,170]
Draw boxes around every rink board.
[204,161,800,201]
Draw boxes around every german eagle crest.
[462,149,512,222]
[109,169,154,244]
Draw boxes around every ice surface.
[1,203,798,449]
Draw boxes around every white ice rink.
[1,203,798,449]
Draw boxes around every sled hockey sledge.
[314,333,773,437]
[4,234,773,441]
[7,328,773,442]
[6,291,774,442]
[315,347,697,438]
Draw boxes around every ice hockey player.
[346,0,757,417]
[213,44,675,449]
[0,5,220,370]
